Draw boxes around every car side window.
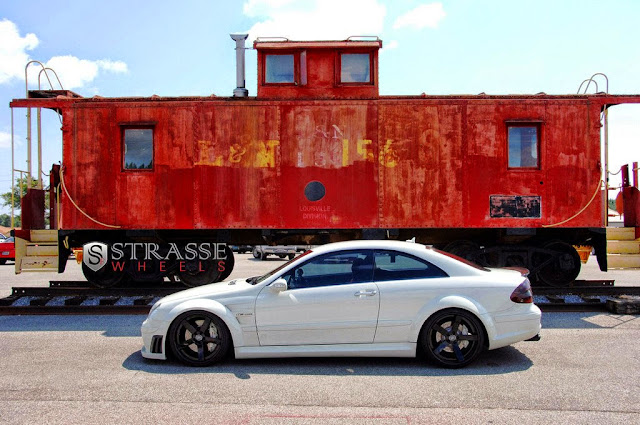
[283,250,374,289]
[373,250,448,282]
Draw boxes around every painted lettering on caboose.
[195,139,280,168]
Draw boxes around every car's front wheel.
[168,310,231,366]
[420,309,485,368]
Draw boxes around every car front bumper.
[141,316,169,360]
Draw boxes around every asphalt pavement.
[0,254,639,424]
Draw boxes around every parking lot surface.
[0,254,639,424]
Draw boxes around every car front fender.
[409,295,497,344]
[165,299,246,348]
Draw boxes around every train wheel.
[217,245,234,282]
[443,240,481,263]
[532,241,581,286]
[82,261,127,288]
[178,259,220,287]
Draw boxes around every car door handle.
[354,290,377,297]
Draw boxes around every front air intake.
[151,335,164,354]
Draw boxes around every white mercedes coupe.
[141,240,541,368]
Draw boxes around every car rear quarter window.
[374,250,448,281]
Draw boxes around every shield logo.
[83,242,108,272]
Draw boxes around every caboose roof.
[253,38,382,50]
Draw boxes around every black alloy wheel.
[168,310,230,366]
[421,309,485,368]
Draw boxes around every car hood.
[159,278,253,304]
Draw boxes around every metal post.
[604,107,609,226]
[37,107,43,189]
[26,107,31,185]
[634,161,638,188]
[621,164,629,188]
[11,108,15,228]
[230,34,249,97]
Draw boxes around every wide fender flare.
[166,299,245,347]
[409,295,497,343]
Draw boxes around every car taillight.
[510,279,533,303]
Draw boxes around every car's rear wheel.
[168,310,230,366]
[421,309,485,368]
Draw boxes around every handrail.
[59,165,121,229]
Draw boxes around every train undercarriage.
[55,226,605,288]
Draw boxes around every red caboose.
[9,36,640,287]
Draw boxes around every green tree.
[1,176,40,210]
[0,177,49,228]
[0,214,20,227]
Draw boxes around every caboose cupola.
[254,37,381,99]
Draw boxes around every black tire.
[0,259,6,265]
[420,309,485,368]
[288,253,295,260]
[168,310,231,366]
[252,247,261,259]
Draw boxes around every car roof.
[308,240,486,276]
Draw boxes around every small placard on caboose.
[490,195,541,218]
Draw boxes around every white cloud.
[243,0,386,41]
[36,56,127,90]
[393,2,446,30]
[0,19,127,90]
[0,131,11,149]
[0,19,39,84]
[96,59,128,73]
[243,0,299,17]
[384,40,399,50]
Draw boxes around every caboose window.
[508,125,539,168]
[265,54,295,83]
[123,128,153,170]
[340,53,371,83]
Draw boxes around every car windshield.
[431,247,489,271]
[250,250,313,285]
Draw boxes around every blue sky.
[1,0,639,214]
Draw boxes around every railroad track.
[0,281,183,315]
[0,280,639,315]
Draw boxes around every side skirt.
[235,343,417,359]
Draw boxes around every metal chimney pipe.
[230,33,249,97]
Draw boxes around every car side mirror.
[270,278,288,293]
